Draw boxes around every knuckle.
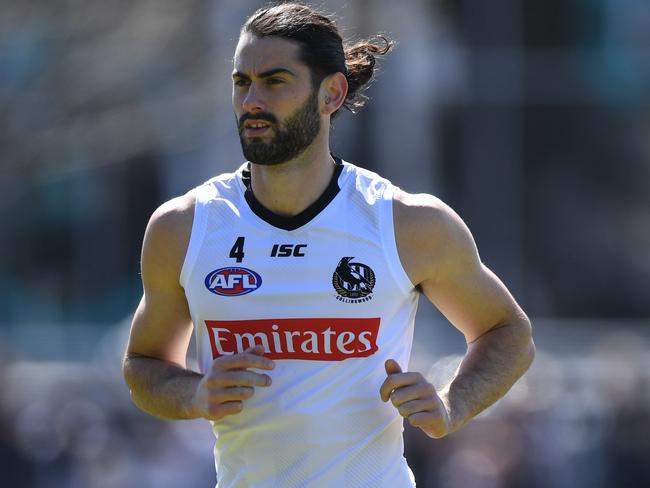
[428,396,441,409]
[211,356,232,370]
[208,391,226,404]
[209,401,243,419]
[247,354,264,365]
[236,386,254,399]
[390,393,401,407]
[260,360,274,371]
[236,353,252,363]
[211,387,234,402]
[207,403,224,418]
[380,387,389,400]
[207,375,226,388]
[230,371,250,385]
[240,372,256,385]
[243,372,258,386]
[404,384,419,396]
[214,354,247,370]
[414,386,428,398]
[431,397,445,413]
[223,372,243,386]
[224,358,242,370]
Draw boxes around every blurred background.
[1,0,649,486]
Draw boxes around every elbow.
[121,351,150,386]
[523,337,536,374]
[518,315,536,373]
[495,313,535,375]
[121,354,144,404]
[121,356,149,413]
[121,353,136,389]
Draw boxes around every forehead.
[233,33,307,76]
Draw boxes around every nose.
[242,82,265,113]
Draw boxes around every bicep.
[125,197,195,367]
[396,193,525,343]
[421,258,524,343]
[127,290,194,368]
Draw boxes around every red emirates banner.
[205,317,381,361]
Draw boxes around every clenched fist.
[190,345,275,421]
[380,359,451,438]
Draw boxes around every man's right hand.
[190,345,275,421]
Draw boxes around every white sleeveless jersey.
[180,160,419,488]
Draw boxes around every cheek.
[232,90,243,110]
[285,88,308,105]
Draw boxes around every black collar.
[241,156,344,231]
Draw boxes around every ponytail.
[343,36,394,114]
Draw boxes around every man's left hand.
[380,359,451,439]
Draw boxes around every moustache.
[238,112,278,130]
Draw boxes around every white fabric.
[180,161,419,488]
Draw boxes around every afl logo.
[205,267,262,296]
[332,257,375,303]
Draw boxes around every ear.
[319,72,348,116]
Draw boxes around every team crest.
[332,257,376,303]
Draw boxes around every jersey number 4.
[229,236,245,263]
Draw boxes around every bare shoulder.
[393,188,479,286]
[141,191,197,288]
[393,188,461,229]
[148,191,196,236]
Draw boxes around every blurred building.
[1,0,650,487]
[2,0,649,327]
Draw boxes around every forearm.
[122,354,203,420]
[440,319,535,432]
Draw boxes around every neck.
[249,135,336,217]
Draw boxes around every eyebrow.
[232,68,296,80]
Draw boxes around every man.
[122,3,534,487]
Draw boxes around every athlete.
[122,3,534,487]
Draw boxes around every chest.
[195,219,387,307]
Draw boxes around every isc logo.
[271,243,307,257]
[205,267,262,296]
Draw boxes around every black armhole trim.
[242,156,344,231]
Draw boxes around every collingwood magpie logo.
[332,257,376,303]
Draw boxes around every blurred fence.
[3,0,650,328]
[2,316,650,488]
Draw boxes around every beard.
[237,91,321,166]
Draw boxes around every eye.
[266,78,284,86]
[233,78,249,87]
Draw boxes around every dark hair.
[242,2,394,115]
